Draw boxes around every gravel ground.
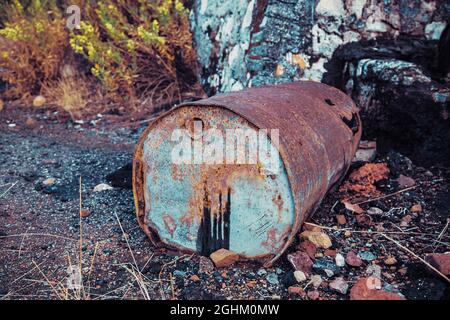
[0,106,448,300]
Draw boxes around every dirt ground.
[0,106,449,300]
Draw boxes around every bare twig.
[353,186,417,205]
[0,181,18,198]
[434,219,450,252]
[380,233,450,284]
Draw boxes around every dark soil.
[0,105,448,300]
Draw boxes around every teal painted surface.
[141,106,295,258]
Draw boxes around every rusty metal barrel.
[133,81,361,266]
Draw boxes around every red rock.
[355,214,372,226]
[425,253,450,275]
[324,249,336,257]
[287,251,313,274]
[346,251,363,267]
[329,277,349,294]
[307,290,320,300]
[350,278,405,300]
[396,174,416,188]
[190,275,200,282]
[336,214,347,225]
[210,249,239,268]
[298,240,317,259]
[288,286,306,297]
[80,209,90,218]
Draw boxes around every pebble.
[93,183,113,192]
[293,270,307,283]
[287,251,313,274]
[42,177,56,186]
[307,290,320,300]
[80,209,90,218]
[367,207,383,215]
[257,268,267,276]
[210,248,239,268]
[346,251,363,267]
[344,230,352,238]
[410,203,422,213]
[358,251,377,262]
[190,275,200,282]
[335,253,346,267]
[288,286,306,297]
[313,258,340,275]
[173,270,187,277]
[384,257,397,266]
[33,95,46,107]
[310,275,323,288]
[329,277,349,294]
[300,230,332,249]
[396,174,416,188]
[266,273,279,285]
[336,215,347,225]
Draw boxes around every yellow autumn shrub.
[0,0,198,110]
[70,0,197,107]
[0,0,68,99]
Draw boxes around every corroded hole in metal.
[197,184,231,256]
[324,98,335,106]
[185,117,204,140]
[342,112,360,135]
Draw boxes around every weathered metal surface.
[133,81,361,266]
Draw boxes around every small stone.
[425,253,450,275]
[307,290,320,300]
[275,64,284,76]
[310,275,323,288]
[344,230,352,238]
[210,248,239,268]
[358,251,377,262]
[324,249,336,257]
[367,207,383,215]
[300,231,332,249]
[42,177,56,186]
[288,286,306,297]
[33,95,46,107]
[384,257,397,266]
[80,209,90,218]
[266,273,279,285]
[0,99,3,112]
[190,274,200,282]
[25,117,36,126]
[173,270,186,277]
[198,256,215,273]
[329,277,349,294]
[313,258,340,276]
[93,183,114,192]
[396,174,416,188]
[298,240,317,259]
[346,251,363,267]
[293,270,307,283]
[335,253,346,267]
[257,268,267,276]
[400,215,413,227]
[336,215,346,225]
[287,251,313,274]
[350,277,405,300]
[410,203,422,213]
[355,214,372,226]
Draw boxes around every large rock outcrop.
[190,0,449,95]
